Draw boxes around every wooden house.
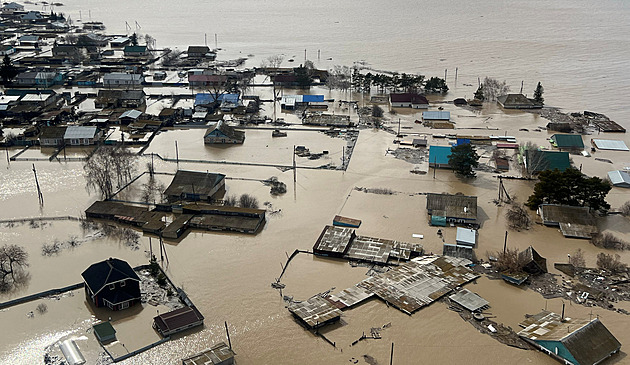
[164,170,226,203]
[389,93,429,108]
[81,258,141,311]
[204,120,245,144]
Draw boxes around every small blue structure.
[456,138,470,146]
[428,146,452,168]
[302,94,325,103]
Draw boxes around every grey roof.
[426,193,477,221]
[64,126,97,139]
[449,289,489,312]
[164,170,226,198]
[3,2,24,9]
[608,170,630,188]
[120,109,142,119]
[422,111,451,120]
[518,311,621,365]
[497,94,535,107]
[18,35,39,42]
[592,139,629,151]
[104,73,143,82]
[204,120,245,141]
[287,296,342,329]
[455,227,476,246]
[313,225,355,254]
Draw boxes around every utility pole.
[225,321,233,351]
[444,69,447,80]
[292,145,296,183]
[520,81,524,94]
[304,49,307,61]
[32,164,43,205]
[503,231,508,254]
[433,156,437,179]
[5,146,9,165]
[397,118,401,137]
[455,67,458,81]
[175,140,179,169]
[390,342,394,365]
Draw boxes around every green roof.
[539,150,570,171]
[93,322,116,340]
[551,134,584,149]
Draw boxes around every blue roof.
[194,93,239,106]
[302,95,324,103]
[429,145,452,165]
[423,111,451,120]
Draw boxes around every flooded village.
[1,1,630,365]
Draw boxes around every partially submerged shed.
[608,170,630,188]
[164,170,226,203]
[455,227,477,247]
[182,342,235,365]
[519,246,547,275]
[93,321,116,344]
[591,139,629,151]
[448,289,489,312]
[288,296,342,329]
[551,134,584,151]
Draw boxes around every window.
[121,301,129,309]
[109,283,115,290]
[120,281,126,287]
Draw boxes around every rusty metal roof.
[288,296,342,329]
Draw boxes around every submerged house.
[81,258,141,311]
[204,120,245,144]
[550,134,584,151]
[538,204,597,239]
[518,311,621,365]
[39,126,67,147]
[518,246,547,275]
[389,93,429,108]
[497,94,542,109]
[428,145,452,168]
[182,342,235,365]
[164,170,226,203]
[123,45,149,58]
[426,193,477,226]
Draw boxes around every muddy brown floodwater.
[2,90,630,365]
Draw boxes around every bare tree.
[141,174,166,204]
[161,48,182,67]
[569,248,586,268]
[521,142,549,177]
[620,201,630,216]
[482,77,510,101]
[84,146,137,199]
[239,194,259,209]
[493,247,527,273]
[505,203,532,231]
[266,54,284,68]
[596,253,628,273]
[326,65,352,91]
[224,195,238,207]
[0,244,29,291]
[591,233,630,250]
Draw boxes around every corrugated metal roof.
[592,139,629,151]
[608,170,630,187]
[423,111,450,120]
[64,126,97,139]
[551,134,584,148]
[104,73,142,81]
[120,110,142,119]
[20,93,52,102]
[456,227,476,246]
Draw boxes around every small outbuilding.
[449,289,489,312]
[153,306,205,337]
[182,342,235,365]
[428,145,452,168]
[551,134,584,151]
[455,227,477,247]
[93,321,117,344]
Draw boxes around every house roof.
[204,120,245,141]
[120,109,142,119]
[194,93,239,106]
[124,45,147,53]
[39,126,67,139]
[539,204,595,226]
[455,227,476,246]
[93,322,116,339]
[164,170,226,198]
[189,74,227,83]
[104,72,143,82]
[423,111,450,120]
[518,246,547,274]
[608,170,630,188]
[187,45,210,54]
[428,145,452,165]
[518,311,621,365]
[527,150,570,172]
[18,35,39,42]
[592,139,629,151]
[448,289,489,312]
[551,134,584,149]
[497,94,535,107]
[64,126,97,139]
[20,93,53,102]
[3,2,24,9]
[153,306,204,334]
[182,342,235,365]
[426,193,477,220]
[390,93,428,105]
[81,258,140,295]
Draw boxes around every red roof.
[496,143,519,149]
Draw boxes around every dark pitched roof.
[153,306,204,334]
[497,94,536,107]
[518,246,547,274]
[164,170,226,198]
[562,319,621,365]
[187,46,210,54]
[390,93,427,104]
[39,126,67,139]
[81,258,140,295]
